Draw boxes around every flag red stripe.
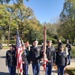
[16,30,23,74]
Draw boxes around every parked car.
[0,43,3,49]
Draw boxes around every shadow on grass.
[0,72,9,75]
[0,56,6,58]
[65,69,75,75]
[0,72,18,75]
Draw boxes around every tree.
[0,0,10,4]
[59,0,75,43]
[0,0,29,4]
[0,3,43,43]
[0,0,44,44]
[0,4,17,44]
[7,4,40,41]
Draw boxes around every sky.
[24,0,65,24]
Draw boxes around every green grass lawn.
[66,68,75,75]
[71,45,75,58]
[3,46,9,49]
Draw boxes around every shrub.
[0,40,16,44]
[71,46,75,58]
[47,37,57,44]
[10,40,16,44]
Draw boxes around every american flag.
[16,30,23,75]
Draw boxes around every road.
[0,49,57,75]
[1,49,75,75]
[0,50,8,75]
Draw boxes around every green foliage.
[66,68,75,75]
[59,0,75,43]
[0,0,10,4]
[0,40,16,44]
[47,37,57,44]
[0,3,43,44]
[45,23,58,37]
[71,46,75,58]
[0,0,28,4]
[0,40,8,44]
[0,0,59,45]
[10,40,16,44]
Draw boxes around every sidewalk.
[65,59,75,69]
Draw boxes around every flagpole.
[44,26,46,75]
[17,25,19,75]
[17,69,19,75]
[43,22,46,75]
